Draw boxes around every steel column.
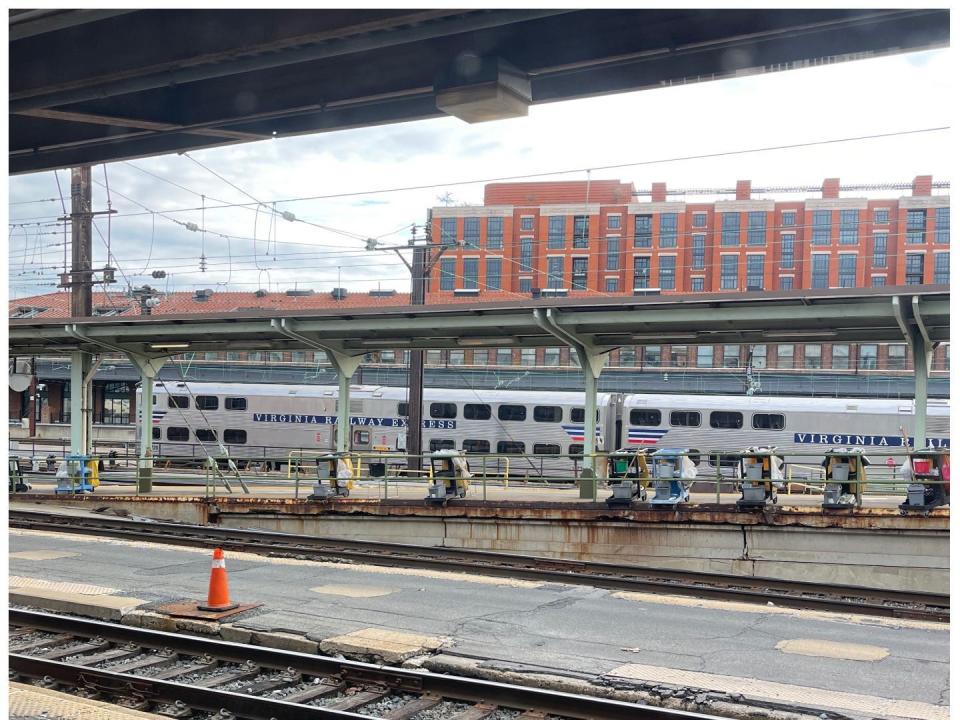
[69,351,86,454]
[911,333,931,450]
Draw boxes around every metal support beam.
[68,351,88,455]
[82,356,104,455]
[533,308,610,498]
[893,296,934,450]
[271,319,362,454]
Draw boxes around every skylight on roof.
[10,306,46,319]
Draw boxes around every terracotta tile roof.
[9,289,413,319]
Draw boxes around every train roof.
[622,392,949,415]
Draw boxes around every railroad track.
[10,608,722,720]
[10,509,948,623]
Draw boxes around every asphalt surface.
[9,526,949,713]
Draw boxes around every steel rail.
[10,609,721,720]
[10,509,948,622]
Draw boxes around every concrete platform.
[8,527,950,720]
[9,682,165,720]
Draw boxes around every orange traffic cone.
[198,548,239,611]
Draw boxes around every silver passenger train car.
[142,381,949,474]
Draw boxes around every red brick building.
[427,176,949,298]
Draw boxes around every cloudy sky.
[6,47,950,300]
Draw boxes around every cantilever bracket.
[891,297,916,348]
[64,324,166,376]
[532,308,609,378]
[271,318,362,377]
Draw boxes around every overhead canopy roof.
[10,8,949,174]
[8,287,949,358]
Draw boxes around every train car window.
[629,409,662,426]
[752,413,785,430]
[397,402,409,417]
[464,403,491,420]
[687,448,702,464]
[429,438,456,451]
[710,411,743,429]
[168,396,188,409]
[670,411,701,427]
[534,406,562,423]
[571,408,600,423]
[498,405,527,421]
[430,402,457,419]
[463,439,491,453]
[195,395,218,411]
[166,427,189,441]
[225,397,247,411]
[196,428,217,442]
[152,427,160,440]
[707,453,740,467]
[497,441,526,454]
[223,429,247,444]
[568,444,584,458]
[533,443,561,455]
[353,430,370,445]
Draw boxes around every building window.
[722,345,739,368]
[313,351,328,363]
[572,257,588,290]
[548,216,565,249]
[873,233,888,268]
[907,209,926,244]
[633,256,650,289]
[462,258,478,289]
[520,216,534,231]
[520,348,536,366]
[543,347,561,366]
[746,255,764,290]
[247,352,263,362]
[859,344,878,370]
[573,215,589,248]
[520,238,534,272]
[747,211,766,246]
[779,276,794,290]
[781,210,796,227]
[780,233,795,269]
[439,258,455,290]
[691,277,704,291]
[269,351,284,363]
[670,345,688,367]
[519,277,532,294]
[905,253,925,285]
[203,352,219,361]
[692,234,705,269]
[643,345,661,366]
[634,215,652,247]
[448,350,465,365]
[873,208,889,224]
[720,255,738,289]
[380,350,395,363]
[605,277,619,292]
[486,258,502,290]
[812,210,832,245]
[225,352,241,361]
[601,236,619,271]
[721,213,740,246]
[659,213,678,248]
[692,212,707,228]
[463,217,480,248]
[440,218,457,245]
[751,344,767,369]
[608,214,621,229]
[99,382,131,425]
[659,256,676,290]
[470,350,487,365]
[935,252,949,284]
[547,256,565,289]
[426,350,443,365]
[811,254,829,289]
[804,344,822,369]
[496,348,512,365]
[838,255,856,287]
[696,345,713,368]
[839,210,859,244]
[887,344,907,370]
[832,344,849,369]
[777,344,794,368]
[486,217,503,249]
[291,351,307,363]
[936,207,949,244]
[618,347,635,367]
[871,275,886,287]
